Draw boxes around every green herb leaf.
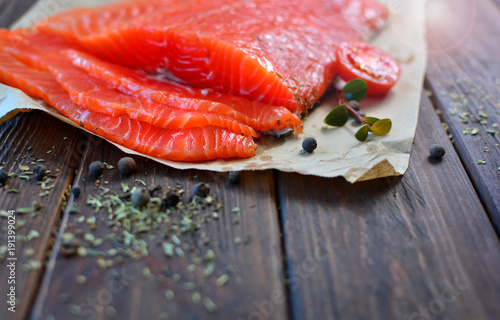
[324,105,349,127]
[343,79,367,102]
[363,116,380,126]
[355,125,369,141]
[370,119,392,136]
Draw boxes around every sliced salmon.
[66,49,303,135]
[0,30,261,137]
[11,29,303,135]
[35,0,389,114]
[0,48,256,161]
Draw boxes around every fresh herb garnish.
[324,79,392,141]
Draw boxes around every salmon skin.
[0,40,257,161]
[35,0,389,114]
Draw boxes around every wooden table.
[1,1,499,319]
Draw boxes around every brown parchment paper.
[0,0,427,183]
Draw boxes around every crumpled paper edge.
[0,0,427,183]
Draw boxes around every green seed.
[183,282,195,290]
[203,263,216,278]
[76,275,87,284]
[165,289,175,300]
[203,298,218,312]
[105,306,116,317]
[192,292,201,304]
[216,274,229,287]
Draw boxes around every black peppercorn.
[193,182,210,198]
[89,161,105,179]
[71,186,81,198]
[34,164,47,181]
[302,137,317,153]
[162,191,181,210]
[0,170,8,185]
[228,171,241,184]
[118,157,136,176]
[131,187,150,207]
[429,144,445,159]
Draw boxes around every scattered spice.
[0,170,7,185]
[131,187,151,207]
[76,275,87,284]
[203,298,218,312]
[165,290,175,300]
[193,182,210,198]
[183,282,195,290]
[215,274,229,287]
[118,157,137,176]
[71,186,81,198]
[40,169,251,314]
[192,292,202,304]
[203,263,216,278]
[228,171,241,184]
[429,144,446,159]
[57,293,71,304]
[17,201,42,214]
[161,191,181,210]
[105,306,116,317]
[302,137,317,153]
[89,161,105,179]
[34,164,47,181]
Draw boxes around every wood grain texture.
[0,111,86,320]
[31,139,288,320]
[277,93,500,320]
[0,0,37,28]
[425,0,500,232]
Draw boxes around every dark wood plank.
[425,0,500,232]
[0,0,37,28]
[0,111,87,320]
[277,93,500,320]
[31,139,288,320]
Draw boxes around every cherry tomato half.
[336,41,400,96]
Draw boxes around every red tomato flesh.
[336,41,400,96]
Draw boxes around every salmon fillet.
[1,31,260,137]
[35,0,389,114]
[0,45,257,161]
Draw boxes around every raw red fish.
[0,30,261,137]
[12,29,303,135]
[35,0,389,114]
[0,47,257,161]
[66,49,303,134]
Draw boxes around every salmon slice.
[0,49,256,161]
[0,30,259,138]
[35,0,389,114]
[66,49,303,135]
[13,29,302,135]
